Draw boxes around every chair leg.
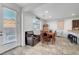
[41,39,44,43]
[51,38,55,45]
[51,38,54,44]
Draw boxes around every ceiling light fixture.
[45,11,48,13]
[72,13,76,16]
[49,16,52,19]
[72,13,76,20]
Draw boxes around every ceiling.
[17,3,79,20]
[17,3,45,12]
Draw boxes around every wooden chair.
[40,31,48,43]
[40,23,56,45]
[48,30,56,44]
[40,30,56,44]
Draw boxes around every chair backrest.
[54,31,56,36]
[27,31,34,34]
[25,31,34,37]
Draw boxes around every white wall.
[23,12,34,31]
[0,3,22,54]
[22,12,43,46]
[48,17,79,31]
[64,19,73,31]
[48,20,57,32]
[22,12,34,46]
[64,17,79,31]
[48,17,79,37]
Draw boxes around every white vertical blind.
[33,17,41,35]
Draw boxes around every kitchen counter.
[69,30,79,34]
[68,30,79,37]
[68,30,79,44]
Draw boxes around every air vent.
[36,16,40,20]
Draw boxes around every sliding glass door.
[2,7,17,45]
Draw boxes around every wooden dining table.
[40,31,56,44]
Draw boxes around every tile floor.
[2,37,79,55]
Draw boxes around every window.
[33,16,41,35]
[3,7,16,44]
[33,17,40,30]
